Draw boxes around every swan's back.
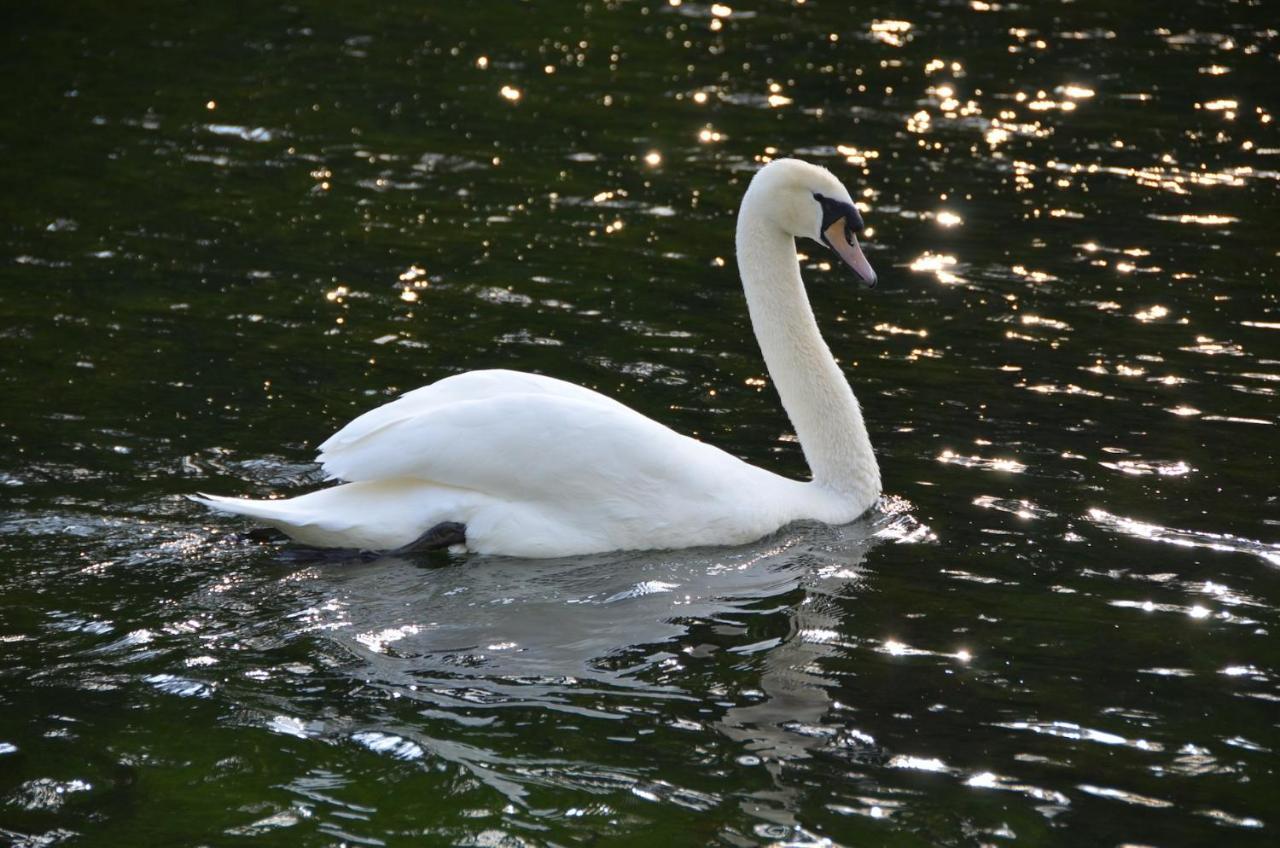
[318,369,631,462]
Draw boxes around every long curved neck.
[735,196,880,498]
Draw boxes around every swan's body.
[193,159,881,557]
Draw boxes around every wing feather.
[318,369,629,458]
[317,388,755,506]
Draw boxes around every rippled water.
[2,1,1278,845]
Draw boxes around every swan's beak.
[823,219,877,288]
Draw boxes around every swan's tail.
[188,492,298,525]
[189,481,476,550]
[188,491,350,549]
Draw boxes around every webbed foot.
[388,521,467,555]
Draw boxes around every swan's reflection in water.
[716,578,863,835]
[233,510,915,833]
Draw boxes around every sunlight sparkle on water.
[1077,784,1173,809]
[835,144,879,166]
[874,323,927,337]
[888,755,951,773]
[1060,84,1095,99]
[938,450,1027,474]
[1020,314,1070,330]
[1150,213,1239,226]
[1011,264,1056,282]
[355,625,422,654]
[985,127,1010,146]
[909,252,961,284]
[871,20,913,48]
[882,640,910,656]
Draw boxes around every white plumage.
[193,159,882,557]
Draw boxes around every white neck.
[734,194,880,500]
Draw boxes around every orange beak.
[823,219,877,287]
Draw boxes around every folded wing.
[316,369,757,507]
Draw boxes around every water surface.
[2,1,1278,845]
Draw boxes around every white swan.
[192,158,881,557]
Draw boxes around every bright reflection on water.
[1,0,1278,845]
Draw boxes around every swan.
[192,158,881,557]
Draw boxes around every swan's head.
[745,158,877,287]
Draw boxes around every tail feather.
[188,482,475,550]
[188,493,305,525]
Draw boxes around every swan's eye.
[813,191,876,286]
[813,192,864,236]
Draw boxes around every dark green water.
[2,1,1278,844]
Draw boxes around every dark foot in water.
[389,521,467,555]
